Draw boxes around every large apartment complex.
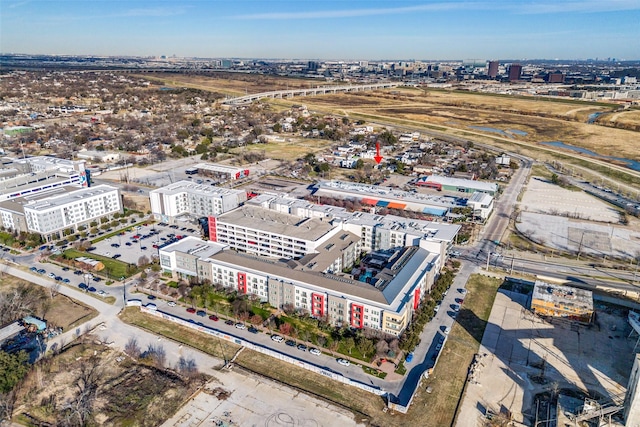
[161,195,460,335]
[0,184,122,240]
[150,180,247,223]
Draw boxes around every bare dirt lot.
[162,368,365,427]
[456,290,636,426]
[515,174,640,258]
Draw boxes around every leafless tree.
[59,356,101,426]
[124,337,141,358]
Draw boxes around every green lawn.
[63,249,138,279]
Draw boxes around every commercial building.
[313,180,467,216]
[76,150,120,163]
[0,184,122,240]
[159,236,440,336]
[191,162,250,181]
[508,63,522,81]
[150,180,247,223]
[487,60,499,78]
[530,281,594,323]
[466,192,494,220]
[414,175,498,196]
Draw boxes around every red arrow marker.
[374,141,383,164]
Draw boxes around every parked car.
[186,307,196,313]
[147,295,156,300]
[296,344,307,351]
[271,335,284,343]
[248,326,258,333]
[30,267,37,272]
[406,352,414,363]
[285,340,296,347]
[62,278,70,284]
[337,358,350,367]
[209,314,219,321]
[167,301,176,307]
[309,348,321,356]
[196,310,206,317]
[87,287,97,293]
[444,326,451,335]
[78,283,88,290]
[234,323,246,330]
[225,319,234,326]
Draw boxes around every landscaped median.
[59,249,138,280]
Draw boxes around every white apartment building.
[150,180,247,223]
[160,236,439,336]
[14,185,122,239]
[209,205,344,259]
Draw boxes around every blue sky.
[1,0,639,60]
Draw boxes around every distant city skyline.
[1,0,639,60]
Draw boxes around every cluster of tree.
[399,269,455,352]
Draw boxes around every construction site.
[456,280,640,427]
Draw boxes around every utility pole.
[486,250,490,271]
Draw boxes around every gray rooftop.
[422,175,498,192]
[25,185,118,211]
[162,236,227,258]
[216,205,335,242]
[151,180,246,197]
[532,281,593,311]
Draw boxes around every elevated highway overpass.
[221,82,400,105]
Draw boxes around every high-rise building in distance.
[508,63,522,81]
[487,60,499,78]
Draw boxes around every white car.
[337,358,350,367]
[98,290,106,296]
[167,301,176,307]
[271,335,284,343]
[105,252,111,256]
[234,323,246,330]
[444,326,451,335]
[309,348,321,356]
[434,305,440,313]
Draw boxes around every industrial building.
[414,175,498,196]
[530,281,594,323]
[150,180,247,223]
[189,162,250,181]
[313,180,469,216]
[625,353,640,427]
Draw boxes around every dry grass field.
[229,137,334,161]
[134,73,640,163]
[138,73,329,97]
[0,274,98,331]
[302,90,640,161]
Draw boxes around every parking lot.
[88,222,203,267]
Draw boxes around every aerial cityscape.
[1,1,640,427]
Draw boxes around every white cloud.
[233,2,476,20]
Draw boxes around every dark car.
[209,315,219,321]
[79,283,88,289]
[224,319,234,326]
[140,246,147,250]
[125,242,132,246]
[196,310,206,317]
[54,276,63,281]
[186,307,196,313]
[92,277,102,282]
[248,326,259,334]
[112,254,121,259]
[147,295,156,300]
[285,340,296,347]
[296,343,307,351]
[74,270,83,275]
[87,287,97,293]
[62,267,70,271]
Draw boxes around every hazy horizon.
[2,0,639,60]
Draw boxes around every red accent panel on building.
[237,272,247,294]
[350,303,364,329]
[311,293,325,317]
[208,216,217,242]
[361,198,378,205]
[414,288,421,310]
